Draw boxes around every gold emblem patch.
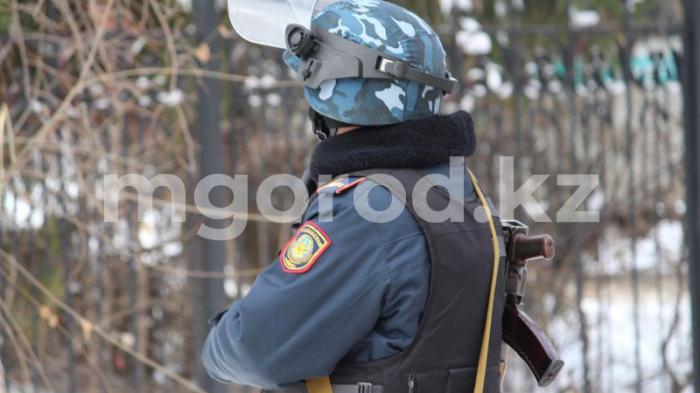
[280,222,332,274]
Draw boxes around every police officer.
[202,1,505,392]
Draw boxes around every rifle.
[501,219,564,387]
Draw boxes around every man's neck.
[336,126,360,135]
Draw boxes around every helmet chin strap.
[309,108,351,141]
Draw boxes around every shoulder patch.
[335,177,367,195]
[316,179,346,193]
[316,176,367,195]
[280,222,332,274]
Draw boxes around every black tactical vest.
[272,168,505,393]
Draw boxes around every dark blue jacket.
[201,163,474,389]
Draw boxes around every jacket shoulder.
[316,176,368,196]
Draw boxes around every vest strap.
[305,376,333,393]
[303,379,383,393]
[468,169,501,393]
[333,383,383,393]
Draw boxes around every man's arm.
[201,193,392,389]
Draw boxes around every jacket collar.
[309,111,476,180]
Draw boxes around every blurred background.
[0,0,695,392]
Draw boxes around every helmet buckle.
[301,60,315,81]
[378,58,408,79]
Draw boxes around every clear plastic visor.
[228,0,337,49]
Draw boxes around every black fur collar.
[309,111,476,180]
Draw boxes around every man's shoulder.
[315,175,369,196]
[303,174,422,242]
[310,175,402,214]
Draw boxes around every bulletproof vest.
[273,168,505,393]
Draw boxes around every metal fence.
[0,0,692,392]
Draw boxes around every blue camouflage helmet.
[283,0,450,126]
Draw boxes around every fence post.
[683,1,700,392]
[193,1,228,392]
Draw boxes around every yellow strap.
[305,376,333,393]
[468,169,501,393]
